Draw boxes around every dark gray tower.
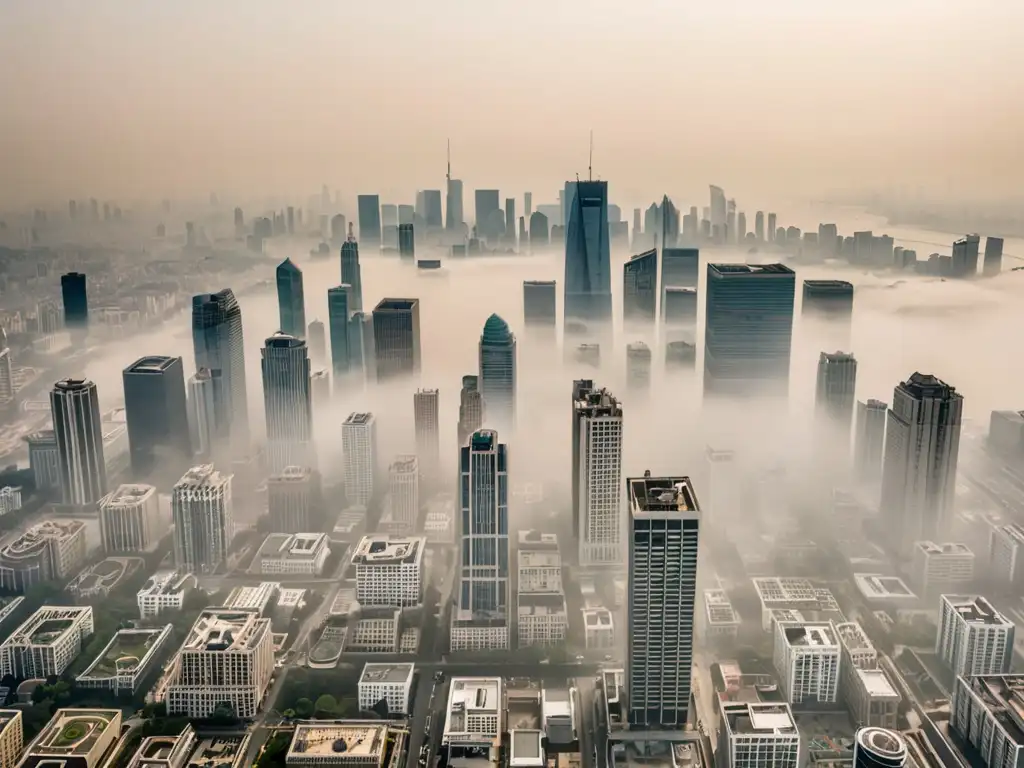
[192,289,249,449]
[372,298,421,382]
[276,258,306,338]
[123,356,191,477]
[564,181,612,328]
[51,379,107,506]
[328,285,352,379]
[357,194,382,247]
[261,333,315,473]
[340,227,363,312]
[61,272,89,337]
[623,249,657,325]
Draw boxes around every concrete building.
[286,723,394,768]
[387,455,419,532]
[855,399,888,486]
[911,541,975,595]
[165,608,274,718]
[718,702,801,768]
[357,662,414,715]
[523,280,556,327]
[122,356,191,476]
[937,595,1014,678]
[583,608,615,651]
[171,464,233,574]
[22,708,121,768]
[834,621,900,728]
[853,727,908,768]
[342,412,377,506]
[0,605,94,679]
[752,577,842,632]
[267,466,321,532]
[478,314,517,435]
[0,487,21,518]
[25,430,59,494]
[442,678,503,766]
[253,533,330,575]
[773,622,841,705]
[0,711,23,768]
[0,519,87,592]
[701,589,740,645]
[352,535,424,607]
[413,389,440,487]
[626,475,701,729]
[622,249,657,325]
[50,378,107,506]
[518,593,568,648]
[136,571,196,619]
[572,382,623,567]
[99,483,163,552]
[76,625,173,694]
[990,522,1024,588]
[816,351,858,428]
[517,532,563,593]
[951,673,1024,768]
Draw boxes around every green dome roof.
[482,313,511,343]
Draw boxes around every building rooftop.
[518,530,559,549]
[255,533,328,560]
[582,607,613,629]
[264,332,303,349]
[958,674,1024,747]
[181,609,268,652]
[709,263,794,276]
[374,298,418,312]
[102,483,156,507]
[5,606,90,647]
[722,702,798,736]
[704,589,739,625]
[359,662,414,685]
[175,464,230,489]
[30,708,120,757]
[352,535,424,566]
[943,595,1013,626]
[0,519,84,563]
[853,573,918,601]
[803,279,854,290]
[138,571,194,598]
[523,280,556,287]
[389,455,418,474]
[77,627,169,682]
[287,724,388,761]
[344,412,374,426]
[781,623,839,649]
[899,372,959,402]
[915,541,973,556]
[628,475,699,516]
[518,550,561,569]
[518,593,567,616]
[834,621,875,654]
[510,730,544,767]
[222,582,278,612]
[125,356,178,374]
[444,678,503,743]
[855,668,900,699]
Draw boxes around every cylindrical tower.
[854,727,908,768]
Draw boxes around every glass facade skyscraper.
[61,272,89,335]
[51,378,107,506]
[478,314,516,435]
[276,258,306,338]
[371,298,420,382]
[122,356,191,477]
[340,235,363,312]
[703,263,795,397]
[192,289,249,449]
[564,180,612,328]
[623,248,657,325]
[261,333,314,474]
[458,430,509,618]
[357,194,381,247]
[327,285,351,379]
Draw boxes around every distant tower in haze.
[854,399,887,486]
[307,319,326,368]
[192,289,249,450]
[457,375,483,448]
[234,207,245,238]
[755,211,765,241]
[881,374,963,553]
[51,378,107,506]
[572,381,623,567]
[479,315,516,435]
[816,352,858,428]
[61,272,89,338]
[123,356,191,477]
[767,213,777,241]
[341,226,363,311]
[523,280,556,328]
[276,258,306,338]
[623,249,657,325]
[564,181,612,329]
[372,298,421,382]
[398,223,415,259]
[327,286,352,379]
[474,190,500,241]
[330,214,347,245]
[983,236,1004,277]
[343,412,378,506]
[357,195,382,247]
[505,198,516,245]
[529,212,549,248]
[951,234,981,277]
[737,211,747,241]
[626,342,652,393]
[261,333,314,474]
[445,140,465,232]
[413,389,440,486]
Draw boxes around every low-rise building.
[0,605,94,679]
[937,594,1014,678]
[0,519,87,592]
[21,708,121,768]
[847,668,901,730]
[518,593,568,648]
[702,589,740,644]
[352,535,424,607]
[450,614,510,652]
[717,702,800,768]
[989,522,1024,588]
[517,531,562,592]
[541,685,577,747]
[912,541,974,594]
[423,494,455,545]
[582,608,615,651]
[286,723,398,768]
[442,678,503,765]
[126,724,198,768]
[0,710,23,768]
[773,622,841,705]
[852,573,918,606]
[222,582,279,614]
[357,663,414,715]
[951,673,1024,768]
[99,483,165,552]
[136,571,196,619]
[76,626,173,694]
[752,577,841,631]
[252,532,330,575]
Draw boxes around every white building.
[0,486,22,516]
[912,541,975,594]
[25,708,121,768]
[165,608,274,718]
[99,483,164,552]
[518,594,568,648]
[937,594,1014,678]
[853,728,909,768]
[0,606,94,678]
[773,622,841,705]
[582,608,615,651]
[752,577,842,632]
[423,494,455,544]
[357,662,414,715]
[342,412,377,506]
[718,702,801,768]
[0,710,23,768]
[171,464,233,574]
[442,678,503,765]
[137,571,196,619]
[413,388,440,486]
[517,531,562,593]
[76,626,173,694]
[571,384,623,567]
[387,455,419,532]
[0,519,87,593]
[835,619,901,728]
[951,673,1024,768]
[253,533,330,576]
[989,522,1024,588]
[702,589,741,644]
[222,582,279,614]
[352,535,424,607]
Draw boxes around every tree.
[282,708,296,719]
[294,698,313,718]
[314,694,338,718]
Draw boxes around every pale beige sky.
[0,0,1019,207]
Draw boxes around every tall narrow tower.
[276,258,306,338]
[51,378,107,506]
[261,333,315,474]
[192,289,249,449]
[478,315,516,435]
[572,381,624,566]
[413,389,440,486]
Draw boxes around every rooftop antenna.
[588,130,593,182]
[347,221,355,242]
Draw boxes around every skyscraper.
[340,229,363,312]
[755,211,765,241]
[529,212,549,247]
[803,280,854,352]
[268,466,322,532]
[475,189,500,240]
[768,213,777,241]
[456,430,509,641]
[661,247,700,291]
[951,234,981,277]
[388,455,420,530]
[855,399,888,486]
[881,373,963,553]
[815,352,858,427]
[457,375,483,448]
[0,334,12,406]
[372,298,421,382]
[60,272,88,336]
[413,389,440,486]
[275,258,306,338]
[623,249,657,325]
[51,379,107,506]
[572,382,623,567]
[704,263,795,397]
[187,368,219,459]
[261,333,314,474]
[564,180,612,328]
[122,356,191,476]
[347,311,375,382]
[478,315,516,434]
[192,289,249,449]
[524,191,533,217]
[357,194,382,247]
[172,464,233,574]
[327,285,352,380]
[398,223,415,258]
[342,412,377,506]
[626,342,652,392]
[422,190,443,228]
[505,198,516,244]
[523,280,556,327]
[983,236,1004,277]
[446,179,464,232]
[307,319,326,368]
[627,474,701,729]
[709,185,727,229]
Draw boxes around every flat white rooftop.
[352,535,424,565]
[915,541,973,556]
[359,662,414,685]
[943,595,1013,626]
[856,668,900,699]
[518,550,560,568]
[723,702,798,735]
[704,589,739,625]
[782,623,839,649]
[835,621,875,654]
[582,608,613,628]
[287,724,387,760]
[444,677,502,743]
[854,573,918,601]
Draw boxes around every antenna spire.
[347,221,355,242]
[588,130,593,182]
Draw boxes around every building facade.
[413,389,440,486]
[261,333,315,474]
[276,258,306,339]
[937,595,1014,678]
[572,382,623,567]
[372,298,420,381]
[478,314,516,435]
[99,484,163,552]
[171,464,233,574]
[342,412,377,506]
[122,356,191,476]
[50,378,107,506]
[192,289,249,450]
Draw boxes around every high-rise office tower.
[855,399,888,486]
[192,289,249,449]
[60,272,88,336]
[456,430,509,625]
[523,280,556,327]
[505,198,516,243]
[767,213,777,241]
[818,223,839,254]
[357,195,382,246]
[307,319,326,368]
[518,217,527,249]
[881,373,963,553]
[704,264,795,397]
[398,223,415,259]
[413,389,440,485]
[171,464,233,573]
[626,342,652,392]
[286,206,295,234]
[398,204,414,226]
[529,212,549,247]
[623,249,657,325]
[661,247,700,291]
[572,382,623,567]
[50,379,107,506]
[342,412,377,506]
[937,595,1014,678]
[123,356,191,476]
[709,185,727,229]
[803,279,854,351]
[340,228,363,312]
[310,369,329,415]
[564,180,612,328]
[261,333,314,474]
[458,375,483,448]
[330,214,347,245]
[627,474,701,729]
[632,208,643,243]
[347,311,375,382]
[381,203,398,228]
[663,288,698,329]
[388,455,420,530]
[562,181,578,228]
[0,336,13,406]
[816,352,858,427]
[327,285,352,379]
[421,190,443,228]
[524,192,533,218]
[372,298,421,381]
[755,211,765,241]
[951,234,981,278]
[737,211,747,241]
[99,483,163,552]
[187,368,219,459]
[268,466,322,532]
[983,236,1004,277]
[474,189,500,240]
[478,315,516,434]
[446,179,464,232]
[276,258,306,338]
